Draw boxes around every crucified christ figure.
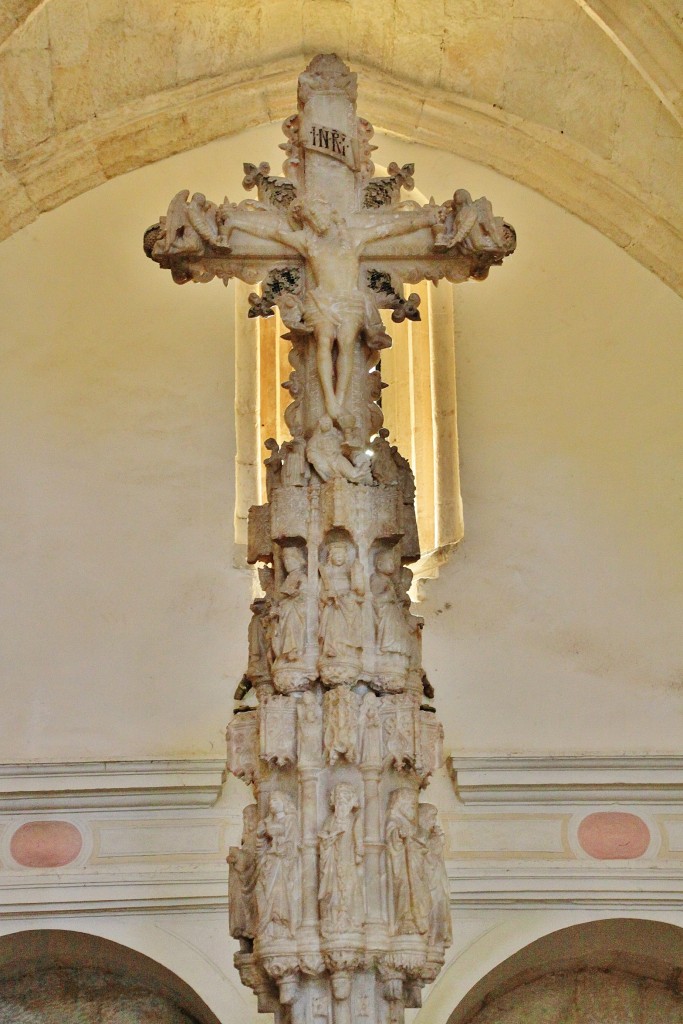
[220,197,443,422]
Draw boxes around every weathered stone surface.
[0,967,204,1024]
[0,0,40,46]
[465,969,683,1024]
[0,11,54,155]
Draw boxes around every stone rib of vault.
[145,53,515,1024]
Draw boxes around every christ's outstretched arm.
[355,206,441,246]
[221,208,308,255]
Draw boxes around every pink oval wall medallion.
[577,812,650,860]
[10,821,83,868]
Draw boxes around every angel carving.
[153,190,232,259]
[433,189,510,257]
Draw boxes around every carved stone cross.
[145,53,514,1024]
[145,53,514,438]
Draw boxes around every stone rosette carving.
[147,49,515,1024]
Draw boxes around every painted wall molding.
[0,760,227,811]
[0,864,229,917]
[447,864,683,910]
[448,755,683,805]
[0,756,680,920]
[1,860,680,919]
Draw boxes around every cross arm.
[354,204,442,245]
[143,190,304,286]
[221,204,307,255]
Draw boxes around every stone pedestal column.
[146,50,514,1024]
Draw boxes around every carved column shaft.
[146,51,514,1024]
[362,766,383,931]
[299,766,320,932]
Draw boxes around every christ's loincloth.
[304,288,365,333]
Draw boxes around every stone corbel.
[259,695,297,767]
[226,711,259,785]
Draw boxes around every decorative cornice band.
[0,760,227,812]
[1,864,681,918]
[448,755,683,805]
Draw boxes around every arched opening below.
[0,930,223,1024]
[448,919,683,1024]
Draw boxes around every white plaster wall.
[0,122,681,764]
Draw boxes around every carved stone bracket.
[226,711,259,785]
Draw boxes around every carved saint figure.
[263,437,283,501]
[359,690,382,766]
[418,804,452,946]
[318,541,365,675]
[218,196,442,421]
[256,791,299,939]
[297,690,322,765]
[273,545,307,666]
[306,415,372,484]
[371,549,410,659]
[386,788,430,936]
[370,428,399,486]
[243,595,272,689]
[281,431,310,487]
[367,368,387,437]
[282,367,303,437]
[228,803,259,941]
[318,783,364,936]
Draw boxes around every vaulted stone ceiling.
[1,0,681,294]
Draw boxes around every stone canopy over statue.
[145,53,514,1024]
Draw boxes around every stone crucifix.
[145,53,514,1024]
